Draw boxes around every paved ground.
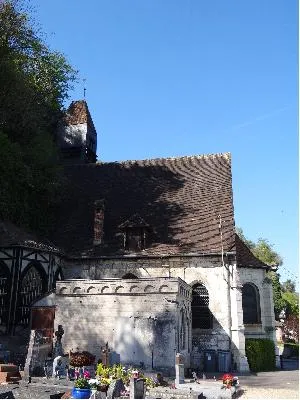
[0,361,298,399]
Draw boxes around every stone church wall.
[59,255,274,372]
[238,267,276,342]
[55,278,191,373]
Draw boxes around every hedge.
[245,338,276,372]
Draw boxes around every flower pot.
[71,388,91,399]
[98,384,109,392]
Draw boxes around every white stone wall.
[58,123,87,148]
[238,267,276,340]
[55,278,191,372]
[58,256,274,372]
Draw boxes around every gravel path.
[239,386,299,399]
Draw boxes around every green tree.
[0,0,77,233]
[281,279,296,293]
[268,271,286,320]
[282,291,299,317]
[251,238,283,267]
[235,227,255,249]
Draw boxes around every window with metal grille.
[17,264,46,327]
[192,283,212,329]
[242,283,261,324]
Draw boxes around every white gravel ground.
[239,386,299,399]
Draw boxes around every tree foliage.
[235,228,283,266]
[282,291,299,318]
[0,0,77,234]
[281,279,296,293]
[268,271,286,320]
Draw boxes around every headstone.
[130,378,145,399]
[24,330,35,379]
[52,355,68,378]
[175,353,185,385]
[0,391,14,399]
[106,378,125,399]
[44,356,53,378]
[53,325,64,358]
[0,364,21,383]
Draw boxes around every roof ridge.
[95,152,231,166]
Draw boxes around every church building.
[0,100,276,374]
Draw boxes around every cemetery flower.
[74,378,91,389]
[88,379,99,389]
[100,377,111,386]
[70,351,96,367]
[83,370,91,379]
[222,374,233,388]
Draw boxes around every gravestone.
[130,378,145,399]
[175,353,185,385]
[106,378,125,399]
[0,391,14,399]
[53,325,64,358]
[52,356,68,378]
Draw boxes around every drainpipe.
[219,215,233,369]
[226,260,233,370]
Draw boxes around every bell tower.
[58,100,97,164]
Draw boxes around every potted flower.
[99,376,111,392]
[222,374,234,389]
[72,378,91,399]
[88,379,99,397]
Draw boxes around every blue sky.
[30,0,298,285]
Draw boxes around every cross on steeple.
[83,78,87,98]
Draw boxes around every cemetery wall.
[55,278,191,373]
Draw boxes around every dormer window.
[118,214,149,252]
[125,227,146,251]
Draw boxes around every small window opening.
[242,283,261,324]
[125,228,146,251]
[192,283,213,329]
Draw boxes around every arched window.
[17,263,47,326]
[242,283,261,324]
[122,273,138,279]
[0,262,10,327]
[192,283,212,329]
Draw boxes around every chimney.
[94,200,105,245]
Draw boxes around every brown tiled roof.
[50,152,236,256]
[64,100,96,131]
[0,221,60,252]
[235,234,268,269]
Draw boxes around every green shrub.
[245,338,276,372]
[74,378,90,389]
